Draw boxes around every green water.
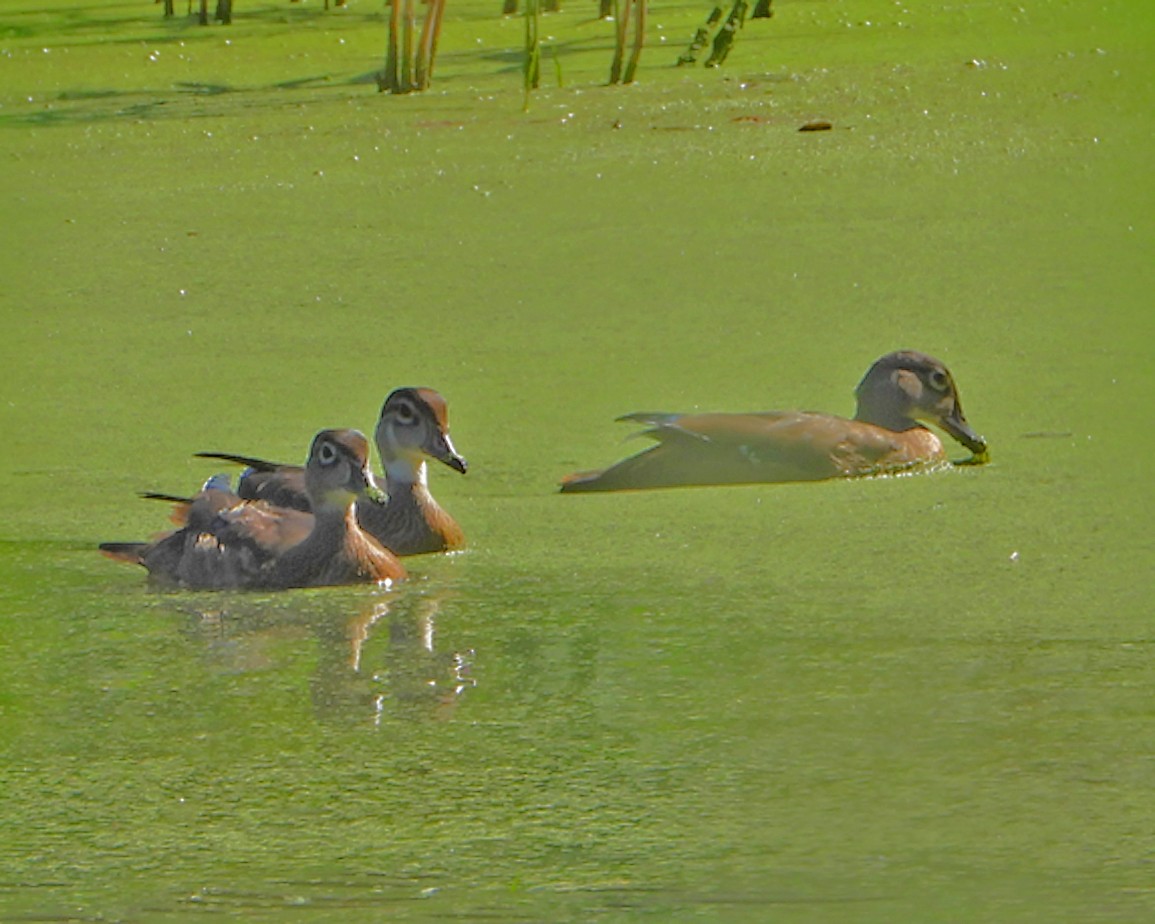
[2,0,1152,919]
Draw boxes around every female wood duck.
[196,388,467,556]
[101,429,407,590]
[559,351,989,492]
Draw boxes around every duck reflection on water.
[178,587,474,725]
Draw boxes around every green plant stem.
[677,5,722,66]
[622,0,645,83]
[609,0,631,84]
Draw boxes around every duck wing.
[139,474,240,528]
[164,503,314,589]
[560,411,906,491]
[195,452,312,512]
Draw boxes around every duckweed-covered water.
[2,0,1152,919]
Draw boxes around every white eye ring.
[395,402,417,424]
[928,369,950,391]
[318,442,339,465]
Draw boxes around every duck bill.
[357,467,388,505]
[938,404,988,456]
[430,433,468,475]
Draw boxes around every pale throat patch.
[385,457,428,486]
[318,487,357,509]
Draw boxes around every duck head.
[374,387,468,484]
[854,351,988,456]
[305,429,385,512]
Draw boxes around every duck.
[559,350,989,492]
[100,429,407,590]
[195,387,467,556]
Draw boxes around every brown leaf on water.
[799,120,833,132]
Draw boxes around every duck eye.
[395,402,417,425]
[318,441,338,465]
[928,369,950,391]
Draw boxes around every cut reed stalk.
[704,0,749,67]
[401,0,416,89]
[609,0,629,84]
[609,0,645,84]
[523,0,541,108]
[380,0,401,91]
[416,0,446,89]
[622,0,645,83]
[380,0,446,94]
[677,5,722,65]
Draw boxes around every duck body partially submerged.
[197,388,467,556]
[101,429,406,590]
[560,351,989,492]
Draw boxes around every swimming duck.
[101,429,407,589]
[559,351,989,492]
[195,388,467,556]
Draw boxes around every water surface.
[1,0,1152,919]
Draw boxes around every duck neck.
[384,457,429,497]
[854,388,919,433]
[308,501,357,540]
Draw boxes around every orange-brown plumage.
[101,429,405,590]
[560,351,988,492]
[195,388,467,555]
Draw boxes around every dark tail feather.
[139,491,191,504]
[194,451,285,472]
[138,491,194,526]
[99,542,148,564]
[616,411,680,428]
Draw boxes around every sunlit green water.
[2,0,1152,919]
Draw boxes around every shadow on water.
[475,32,611,72]
[1,0,396,129]
[0,0,616,129]
[173,881,894,919]
[1,1,382,44]
[170,581,476,726]
[2,74,368,127]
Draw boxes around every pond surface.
[1,0,1152,919]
